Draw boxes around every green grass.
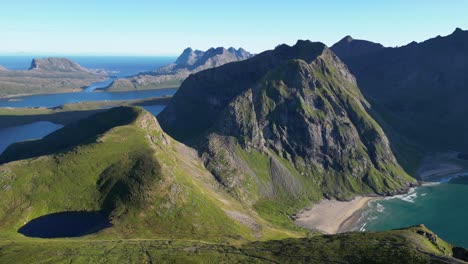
[0,96,172,129]
[0,106,296,242]
[0,225,462,263]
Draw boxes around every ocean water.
[0,56,176,77]
[357,175,468,247]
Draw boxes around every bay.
[357,175,468,247]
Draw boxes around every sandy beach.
[294,196,376,234]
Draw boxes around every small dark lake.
[18,211,111,238]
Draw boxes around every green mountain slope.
[158,40,415,227]
[0,225,466,263]
[0,107,297,241]
[0,107,466,263]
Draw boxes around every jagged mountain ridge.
[331,35,384,59]
[158,39,414,219]
[105,46,252,91]
[331,28,468,153]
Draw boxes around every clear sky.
[1,0,467,56]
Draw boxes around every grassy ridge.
[0,107,466,263]
[0,225,463,263]
[0,106,296,242]
[0,96,172,129]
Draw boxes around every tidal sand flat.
[294,196,376,234]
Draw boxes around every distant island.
[0,58,107,98]
[105,47,252,91]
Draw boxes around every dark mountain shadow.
[0,107,140,164]
[0,109,105,129]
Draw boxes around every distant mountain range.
[105,47,252,91]
[331,28,468,161]
[0,58,107,97]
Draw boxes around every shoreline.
[293,196,377,234]
[296,170,468,235]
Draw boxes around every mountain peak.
[159,38,412,203]
[29,57,90,72]
[331,36,384,60]
[342,35,354,42]
[453,27,464,34]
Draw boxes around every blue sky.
[1,0,467,55]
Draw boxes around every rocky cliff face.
[106,47,253,91]
[331,28,468,153]
[159,40,414,208]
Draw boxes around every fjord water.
[0,88,177,108]
[358,176,468,247]
[0,121,63,154]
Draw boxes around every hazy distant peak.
[29,57,89,72]
[174,46,252,68]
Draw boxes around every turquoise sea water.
[357,174,468,247]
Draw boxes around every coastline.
[293,196,377,234]
[293,162,468,235]
[0,88,81,100]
